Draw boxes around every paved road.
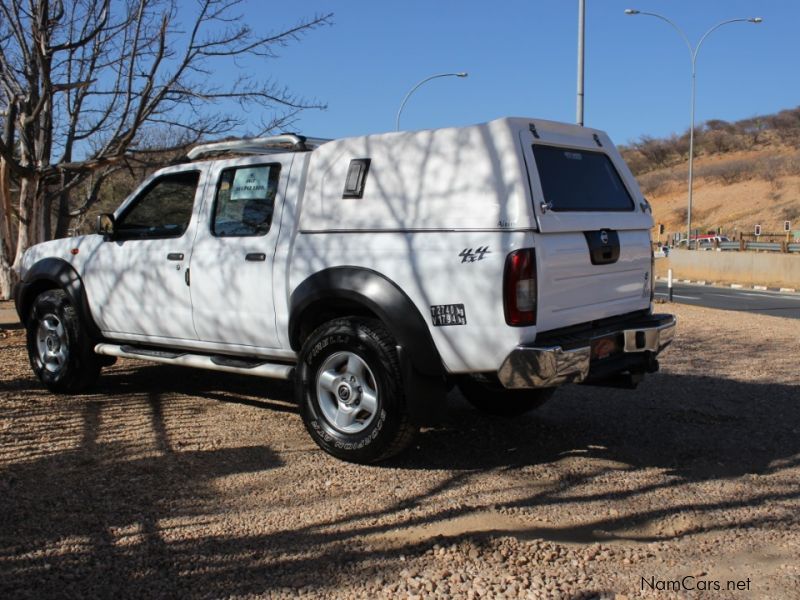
[655,281,800,319]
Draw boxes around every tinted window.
[115,171,200,238]
[532,145,634,212]
[212,164,280,237]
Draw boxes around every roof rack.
[186,134,331,160]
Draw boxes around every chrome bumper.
[498,314,676,389]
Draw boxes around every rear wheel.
[26,289,101,393]
[458,374,555,417]
[296,318,417,463]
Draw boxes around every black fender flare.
[289,267,446,425]
[289,266,442,375]
[14,258,102,340]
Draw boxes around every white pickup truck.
[14,117,675,463]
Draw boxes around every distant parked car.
[678,235,730,250]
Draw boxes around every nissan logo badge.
[600,230,609,245]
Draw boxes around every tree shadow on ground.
[1,313,799,596]
[394,372,799,481]
[1,359,799,597]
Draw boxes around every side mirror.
[96,213,115,237]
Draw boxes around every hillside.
[619,107,800,240]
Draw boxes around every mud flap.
[396,345,447,426]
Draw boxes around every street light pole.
[576,0,586,126]
[395,72,468,132]
[624,10,762,248]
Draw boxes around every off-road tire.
[26,289,101,394]
[296,318,417,463]
[458,374,555,417]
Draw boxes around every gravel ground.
[1,303,799,599]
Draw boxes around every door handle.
[245,253,266,262]
[167,252,184,261]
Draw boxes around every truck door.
[519,127,654,331]
[82,167,206,340]
[188,156,293,349]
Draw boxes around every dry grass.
[639,148,800,237]
[620,108,800,238]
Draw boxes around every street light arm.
[395,72,468,131]
[694,18,757,62]
[632,11,693,60]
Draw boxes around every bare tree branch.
[0,0,332,293]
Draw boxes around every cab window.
[115,171,200,239]
[212,164,281,237]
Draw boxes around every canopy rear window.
[532,145,634,212]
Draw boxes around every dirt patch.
[1,304,799,598]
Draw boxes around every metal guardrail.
[747,241,783,251]
[672,240,800,253]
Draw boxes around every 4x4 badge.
[459,246,490,263]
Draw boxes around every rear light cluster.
[503,248,537,326]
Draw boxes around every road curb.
[656,277,798,294]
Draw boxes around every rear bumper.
[498,313,676,389]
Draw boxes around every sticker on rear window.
[564,151,583,160]
[430,304,467,327]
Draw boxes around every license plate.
[430,304,467,327]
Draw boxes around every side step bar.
[94,343,295,380]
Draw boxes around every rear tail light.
[504,248,537,326]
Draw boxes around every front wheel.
[458,374,555,417]
[26,289,101,393]
[296,318,417,463]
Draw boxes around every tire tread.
[297,317,417,463]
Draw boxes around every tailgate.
[534,229,653,331]
[518,125,654,331]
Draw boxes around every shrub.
[638,169,681,195]
[781,204,800,222]
[702,130,740,154]
[704,119,736,133]
[619,148,650,175]
[697,159,755,185]
[634,135,674,169]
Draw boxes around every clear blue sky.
[197,0,795,146]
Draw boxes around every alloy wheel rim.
[315,351,379,434]
[35,313,69,374]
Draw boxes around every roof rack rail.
[187,134,331,160]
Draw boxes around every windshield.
[532,145,635,212]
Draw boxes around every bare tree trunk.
[43,192,53,241]
[54,190,71,239]
[11,177,36,272]
[0,252,14,301]
[0,159,13,256]
[0,158,17,300]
